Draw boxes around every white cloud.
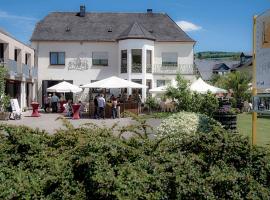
[0,10,36,21]
[176,20,202,32]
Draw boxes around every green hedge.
[0,119,270,199]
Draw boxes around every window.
[92,52,108,66]
[156,80,171,87]
[121,50,127,73]
[50,52,65,65]
[162,52,177,66]
[132,49,142,73]
[147,50,152,65]
[132,49,142,66]
[14,49,18,61]
[25,54,30,65]
[146,50,152,73]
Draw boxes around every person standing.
[111,97,117,119]
[44,95,50,113]
[94,95,99,119]
[97,94,106,119]
[51,93,59,113]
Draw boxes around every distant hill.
[195,51,241,60]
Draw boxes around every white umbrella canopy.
[190,78,227,94]
[149,85,167,94]
[81,76,148,89]
[47,81,82,93]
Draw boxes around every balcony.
[31,67,38,79]
[22,63,31,78]
[121,64,127,73]
[153,64,195,75]
[0,59,19,76]
[131,64,142,73]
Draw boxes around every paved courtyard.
[0,111,162,136]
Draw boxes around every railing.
[146,64,152,73]
[4,59,19,76]
[121,64,127,73]
[22,63,31,78]
[132,64,142,73]
[32,67,38,79]
[153,64,195,75]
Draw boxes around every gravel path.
[0,111,162,136]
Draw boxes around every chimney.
[80,5,86,17]
[147,9,153,13]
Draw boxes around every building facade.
[31,6,196,103]
[0,29,38,108]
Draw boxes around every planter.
[0,111,10,120]
[213,112,237,130]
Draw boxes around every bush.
[0,120,270,199]
[145,96,159,112]
[166,74,219,117]
[157,111,222,139]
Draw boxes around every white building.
[0,29,37,108]
[31,6,196,103]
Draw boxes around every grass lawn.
[238,113,270,146]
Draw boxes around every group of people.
[93,94,118,119]
[43,93,85,117]
[44,93,62,113]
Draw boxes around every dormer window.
[107,27,112,32]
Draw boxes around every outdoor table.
[59,100,67,113]
[31,102,40,117]
[72,104,80,119]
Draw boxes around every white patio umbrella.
[47,81,82,93]
[149,85,167,94]
[190,78,227,94]
[81,76,148,89]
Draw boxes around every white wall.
[33,40,195,102]
[0,31,34,66]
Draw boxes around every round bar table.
[72,104,81,120]
[31,102,40,117]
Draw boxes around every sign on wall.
[256,10,270,89]
[68,52,90,71]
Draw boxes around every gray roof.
[31,12,195,42]
[117,22,156,41]
[213,63,230,71]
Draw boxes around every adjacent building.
[31,6,196,103]
[0,29,38,108]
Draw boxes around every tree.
[166,74,219,116]
[214,71,251,105]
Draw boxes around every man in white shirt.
[97,94,106,119]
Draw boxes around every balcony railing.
[121,64,127,73]
[22,63,31,78]
[1,59,19,76]
[146,64,152,73]
[32,67,38,79]
[132,64,142,73]
[153,64,195,75]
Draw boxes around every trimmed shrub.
[0,119,270,199]
[157,111,223,138]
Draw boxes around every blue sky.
[0,0,269,52]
